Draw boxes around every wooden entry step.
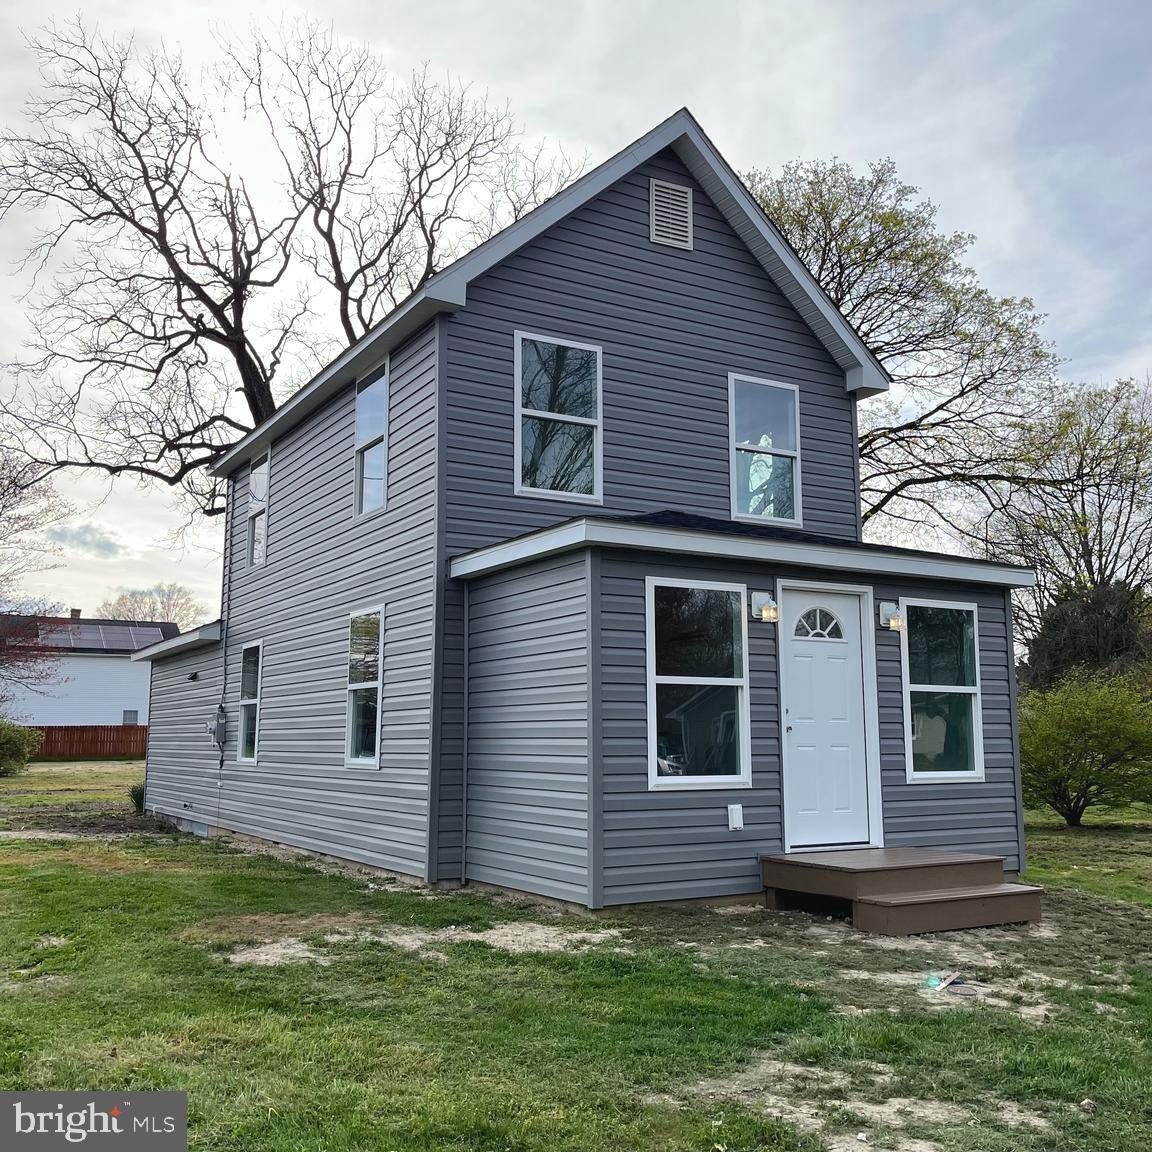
[853,883,1043,936]
[760,848,1042,935]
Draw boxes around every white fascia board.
[210,287,462,478]
[449,520,1036,588]
[132,621,222,662]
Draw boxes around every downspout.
[460,580,470,885]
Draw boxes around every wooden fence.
[33,725,148,760]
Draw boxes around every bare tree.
[0,447,67,712]
[225,21,580,345]
[0,19,579,514]
[96,582,211,630]
[966,380,1152,637]
[746,159,1061,533]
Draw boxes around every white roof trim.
[213,108,888,477]
[131,620,222,662]
[448,520,1036,588]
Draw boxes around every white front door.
[780,588,871,848]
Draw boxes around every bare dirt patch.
[831,966,1060,1021]
[651,1051,1050,1150]
[209,914,625,965]
[228,939,330,966]
[183,912,376,944]
[326,922,624,957]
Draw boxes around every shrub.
[0,720,41,777]
[1020,671,1152,826]
[128,781,146,815]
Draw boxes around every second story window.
[246,453,269,566]
[515,332,602,502]
[729,374,801,525]
[355,375,388,516]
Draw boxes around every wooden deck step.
[761,848,1006,900]
[853,883,1043,936]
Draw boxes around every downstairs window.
[646,579,751,790]
[900,599,985,781]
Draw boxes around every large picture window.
[514,332,602,502]
[246,453,269,567]
[729,374,801,524]
[900,599,984,781]
[238,642,262,763]
[355,374,388,516]
[645,578,751,790]
[346,607,382,766]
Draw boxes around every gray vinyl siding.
[464,553,590,904]
[144,645,223,826]
[595,550,1022,906]
[212,322,439,877]
[441,147,860,558]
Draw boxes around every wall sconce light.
[879,601,906,631]
[750,592,779,624]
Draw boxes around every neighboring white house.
[2,612,179,726]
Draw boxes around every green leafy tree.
[1019,672,1152,826]
[746,159,1059,533]
[0,718,41,777]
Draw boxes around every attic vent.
[649,179,693,249]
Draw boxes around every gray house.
[136,109,1040,930]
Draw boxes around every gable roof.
[213,108,890,478]
[0,615,180,655]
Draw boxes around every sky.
[1,0,1150,618]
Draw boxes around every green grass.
[0,760,144,810]
[0,770,1149,1151]
[1025,804,1152,906]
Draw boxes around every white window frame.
[345,604,384,768]
[237,640,263,765]
[246,451,270,568]
[899,597,985,783]
[645,576,752,791]
[354,366,389,519]
[728,373,803,527]
[513,330,604,505]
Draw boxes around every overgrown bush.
[128,782,146,815]
[0,720,41,777]
[1020,671,1152,825]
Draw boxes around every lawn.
[0,763,1149,1152]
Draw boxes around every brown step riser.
[852,862,1005,896]
[853,893,1042,936]
[761,861,1003,899]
